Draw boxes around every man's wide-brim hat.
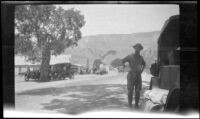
[133,43,143,50]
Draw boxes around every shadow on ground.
[16,84,149,114]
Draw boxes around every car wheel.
[25,76,29,81]
[50,76,53,80]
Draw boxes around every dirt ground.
[15,72,151,115]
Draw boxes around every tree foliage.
[15,5,85,60]
[92,59,102,70]
[110,58,123,68]
[15,5,85,81]
[92,49,117,70]
[101,50,117,60]
[15,34,33,55]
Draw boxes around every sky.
[58,4,179,37]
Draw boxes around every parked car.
[24,68,40,81]
[50,63,74,80]
[24,63,75,81]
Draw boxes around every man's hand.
[124,62,131,72]
[138,65,145,74]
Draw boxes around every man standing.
[122,43,146,108]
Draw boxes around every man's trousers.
[127,71,142,107]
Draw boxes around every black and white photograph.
[2,1,199,118]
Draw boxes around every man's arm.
[122,55,129,66]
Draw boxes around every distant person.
[122,43,146,109]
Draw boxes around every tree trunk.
[40,44,51,81]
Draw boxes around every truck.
[143,4,198,113]
[142,15,180,112]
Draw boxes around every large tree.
[110,58,123,68]
[15,5,85,81]
[91,50,117,70]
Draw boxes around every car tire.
[25,76,29,81]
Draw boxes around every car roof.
[158,15,179,48]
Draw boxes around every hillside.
[64,31,161,68]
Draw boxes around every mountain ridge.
[65,30,161,68]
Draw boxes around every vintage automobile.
[142,15,180,112]
[24,68,40,81]
[95,63,108,75]
[24,63,75,81]
[49,63,75,80]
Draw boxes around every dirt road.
[15,72,151,115]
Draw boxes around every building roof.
[15,54,71,65]
[50,54,71,65]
